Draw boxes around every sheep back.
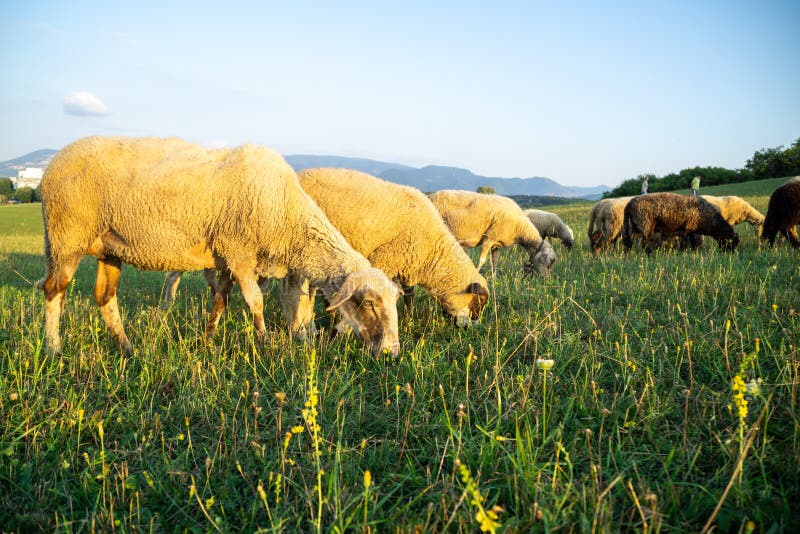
[42,136,311,275]
[429,190,541,250]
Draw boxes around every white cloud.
[205,139,229,149]
[63,92,110,117]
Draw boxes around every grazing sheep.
[283,168,490,331]
[587,197,633,252]
[701,195,765,236]
[761,178,800,247]
[428,190,557,276]
[39,136,401,356]
[524,209,575,249]
[622,192,739,253]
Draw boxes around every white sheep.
[586,196,633,252]
[428,190,557,276]
[700,195,765,236]
[39,136,401,356]
[524,209,575,249]
[281,168,490,331]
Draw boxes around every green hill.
[670,176,791,198]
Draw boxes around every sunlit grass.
[1,187,798,531]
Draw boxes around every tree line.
[604,137,800,197]
[0,178,42,204]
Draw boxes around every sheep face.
[326,268,401,357]
[441,278,490,327]
[561,226,575,249]
[523,241,557,277]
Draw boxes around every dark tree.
[11,187,35,203]
[0,177,13,197]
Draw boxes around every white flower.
[745,378,762,397]
[536,358,555,371]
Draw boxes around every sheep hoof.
[44,343,63,356]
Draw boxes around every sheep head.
[716,233,740,251]
[523,240,557,277]
[326,267,401,357]
[441,275,490,327]
[562,226,575,249]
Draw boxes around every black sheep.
[622,192,739,253]
[762,178,800,248]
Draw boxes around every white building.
[12,167,44,189]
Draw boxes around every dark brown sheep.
[761,177,800,247]
[622,192,739,253]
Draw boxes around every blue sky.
[1,1,798,187]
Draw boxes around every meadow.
[1,180,798,532]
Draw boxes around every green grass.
[1,181,798,532]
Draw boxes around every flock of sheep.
[588,178,800,253]
[37,136,800,357]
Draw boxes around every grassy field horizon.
[1,177,798,532]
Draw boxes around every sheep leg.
[257,276,271,294]
[589,232,602,253]
[161,271,183,309]
[621,221,634,252]
[41,253,81,354]
[202,268,219,294]
[490,247,500,270]
[234,272,267,345]
[94,256,132,355]
[476,241,494,271]
[279,274,317,340]
[206,270,234,338]
[784,226,800,248]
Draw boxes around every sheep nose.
[454,314,472,328]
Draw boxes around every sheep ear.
[466,282,488,297]
[326,277,356,311]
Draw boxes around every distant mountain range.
[0,149,57,176]
[1,150,610,199]
[285,155,609,198]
